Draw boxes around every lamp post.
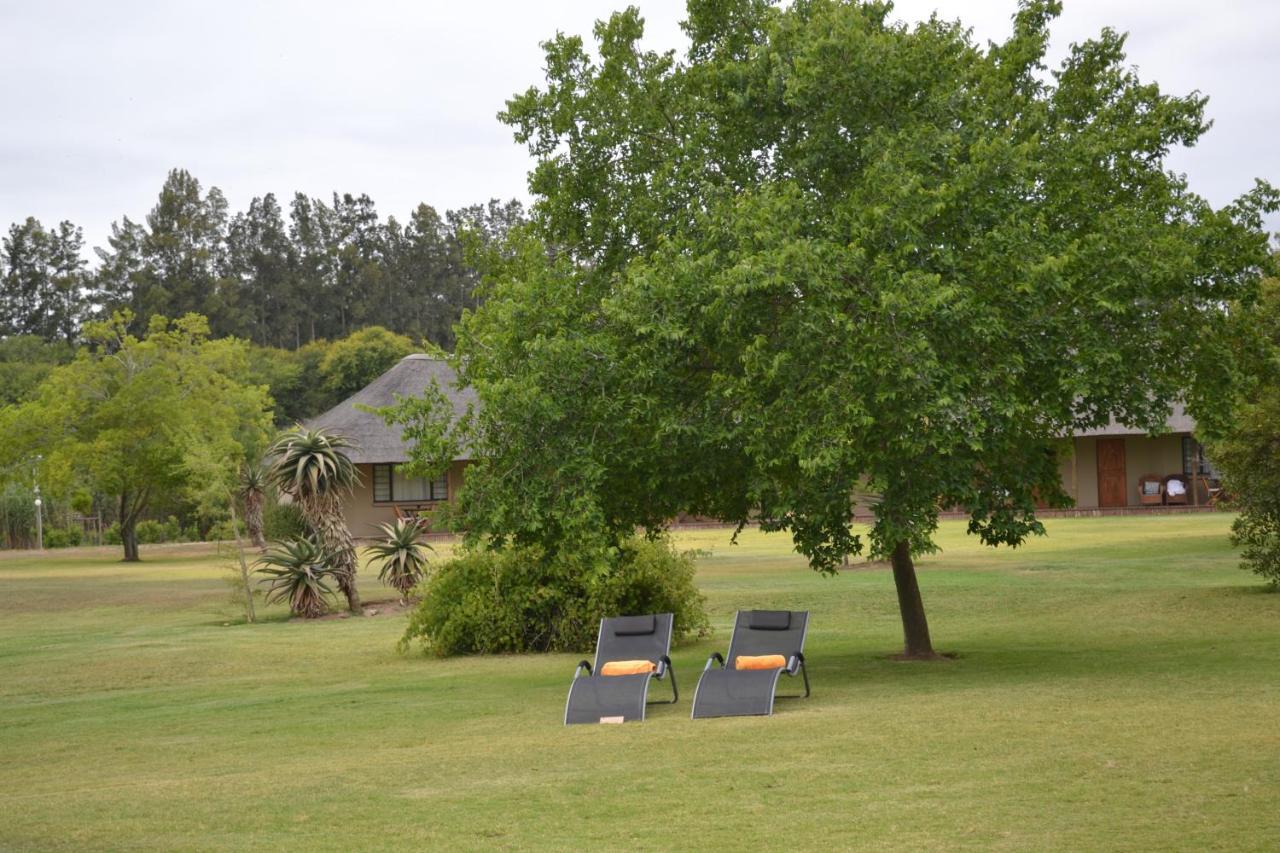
[33,455,43,551]
[34,489,43,551]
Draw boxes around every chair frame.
[691,610,810,719]
[563,614,678,725]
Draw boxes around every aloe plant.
[367,518,434,598]
[266,428,362,613]
[255,538,338,618]
[238,462,268,549]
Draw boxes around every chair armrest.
[704,652,725,672]
[574,660,593,678]
[787,652,805,675]
[655,655,672,678]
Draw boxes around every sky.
[1,0,1277,254]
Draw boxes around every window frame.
[371,463,448,503]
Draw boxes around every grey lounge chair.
[691,610,810,719]
[564,613,678,725]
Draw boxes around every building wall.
[342,460,470,539]
[1060,435,1186,508]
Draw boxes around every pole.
[33,456,43,551]
[34,494,43,551]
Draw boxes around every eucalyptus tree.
[396,0,1277,658]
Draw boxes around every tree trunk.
[118,491,142,562]
[890,539,936,658]
[244,490,266,550]
[121,519,140,562]
[305,494,361,613]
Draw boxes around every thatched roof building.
[306,354,475,464]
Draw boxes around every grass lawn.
[2,514,1279,851]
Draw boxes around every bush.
[263,502,308,541]
[43,526,84,548]
[399,535,709,656]
[135,516,183,544]
[205,518,246,542]
[104,522,121,545]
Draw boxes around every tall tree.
[397,0,1277,658]
[289,193,338,344]
[226,193,299,346]
[1,218,88,342]
[46,221,89,344]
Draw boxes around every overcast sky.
[2,0,1276,253]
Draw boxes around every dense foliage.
[399,536,709,656]
[0,312,273,560]
[393,0,1277,657]
[1204,273,1280,584]
[1,168,524,351]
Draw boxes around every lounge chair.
[691,610,810,719]
[564,613,678,725]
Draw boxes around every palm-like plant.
[239,463,267,549]
[255,538,337,618]
[266,427,363,613]
[368,518,434,599]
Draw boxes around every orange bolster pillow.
[600,659,657,676]
[735,654,787,671]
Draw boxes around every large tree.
[398,0,1276,658]
[1,218,89,343]
[0,313,273,561]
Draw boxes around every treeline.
[0,168,524,350]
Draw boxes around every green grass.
[2,515,1279,851]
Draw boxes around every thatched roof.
[1074,402,1196,438]
[305,354,476,464]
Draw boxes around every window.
[371,464,448,502]
[1181,437,1221,479]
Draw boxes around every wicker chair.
[1162,474,1190,506]
[1137,474,1163,506]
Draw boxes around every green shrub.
[135,516,183,544]
[263,502,308,541]
[205,518,247,542]
[43,526,84,548]
[104,522,121,545]
[399,535,709,656]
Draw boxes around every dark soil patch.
[887,650,960,662]
[302,599,414,622]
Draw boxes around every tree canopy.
[394,0,1277,656]
[2,168,525,351]
[0,313,273,560]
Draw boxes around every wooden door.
[1096,438,1127,508]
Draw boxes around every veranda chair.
[691,610,809,720]
[564,613,677,725]
[1162,474,1190,505]
[1138,474,1163,506]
